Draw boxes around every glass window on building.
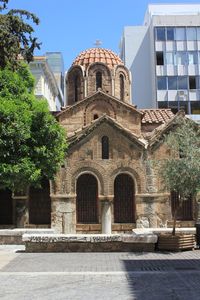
[168,102,179,114]
[177,76,188,90]
[175,52,187,65]
[156,52,164,65]
[155,27,165,41]
[157,76,167,90]
[186,27,197,41]
[196,76,200,89]
[168,76,177,90]
[179,101,189,114]
[189,76,197,90]
[191,101,200,114]
[175,27,186,40]
[188,51,198,64]
[197,28,200,41]
[166,27,175,40]
[165,52,174,64]
[158,101,168,109]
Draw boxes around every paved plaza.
[0,246,200,299]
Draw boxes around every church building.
[0,48,194,233]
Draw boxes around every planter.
[157,234,195,251]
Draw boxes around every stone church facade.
[0,48,195,232]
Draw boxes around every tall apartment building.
[120,4,200,120]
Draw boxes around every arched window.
[74,75,79,102]
[120,74,124,101]
[96,71,102,90]
[94,114,99,120]
[102,136,109,159]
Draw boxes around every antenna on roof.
[94,40,102,47]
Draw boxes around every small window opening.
[189,76,196,90]
[94,114,99,120]
[96,72,102,90]
[120,74,124,101]
[102,136,109,159]
[74,75,78,102]
[156,52,164,65]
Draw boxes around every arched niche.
[66,66,84,105]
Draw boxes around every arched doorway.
[76,174,98,223]
[114,174,135,223]
[0,188,13,225]
[29,178,51,225]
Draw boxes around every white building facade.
[120,4,200,119]
[29,56,64,111]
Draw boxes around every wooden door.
[29,179,51,225]
[114,174,135,223]
[76,174,98,223]
[0,188,13,225]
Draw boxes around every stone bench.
[132,228,196,235]
[0,229,55,245]
[23,233,158,252]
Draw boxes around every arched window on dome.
[96,71,102,91]
[94,114,99,120]
[102,136,109,159]
[74,75,79,102]
[120,74,124,101]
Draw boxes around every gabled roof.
[67,114,147,149]
[140,109,174,124]
[56,90,143,118]
[148,111,185,148]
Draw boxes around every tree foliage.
[160,118,200,199]
[0,0,40,69]
[159,118,200,234]
[0,64,67,192]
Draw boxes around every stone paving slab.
[0,272,200,300]
[0,247,200,299]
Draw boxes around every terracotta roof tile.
[72,48,123,69]
[140,109,174,124]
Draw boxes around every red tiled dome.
[72,48,123,69]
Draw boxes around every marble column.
[101,199,112,234]
[51,194,76,234]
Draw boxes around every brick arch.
[84,98,116,125]
[70,162,106,195]
[66,65,84,105]
[108,166,142,195]
[114,65,131,103]
[87,63,112,96]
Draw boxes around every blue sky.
[7,0,200,70]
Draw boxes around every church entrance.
[0,188,13,225]
[29,178,51,225]
[76,174,98,224]
[114,174,135,223]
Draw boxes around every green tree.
[0,64,67,192]
[0,0,40,69]
[160,118,200,235]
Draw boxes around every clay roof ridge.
[56,90,142,118]
[68,114,147,148]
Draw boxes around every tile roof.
[140,109,174,124]
[72,48,123,69]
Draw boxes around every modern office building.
[120,4,200,119]
[46,52,65,94]
[29,55,64,111]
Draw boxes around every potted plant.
[157,117,200,251]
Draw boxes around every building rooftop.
[140,109,174,124]
[72,48,123,69]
